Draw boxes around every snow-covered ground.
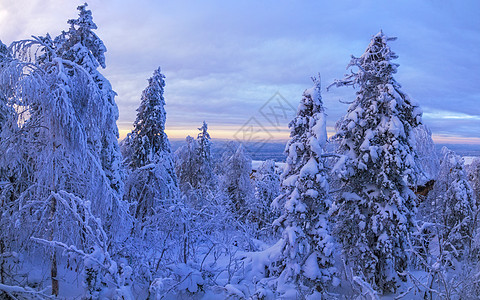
[252,160,285,173]
[464,156,478,165]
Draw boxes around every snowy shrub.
[405,148,479,299]
[30,191,134,299]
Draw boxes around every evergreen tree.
[467,157,480,207]
[218,142,253,217]
[0,41,12,132]
[249,159,280,234]
[196,121,214,189]
[414,124,439,184]
[428,147,476,259]
[123,67,178,219]
[268,77,336,296]
[329,31,422,293]
[126,67,170,168]
[175,122,215,208]
[175,135,198,191]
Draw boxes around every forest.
[1,4,480,300]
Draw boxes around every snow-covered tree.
[249,159,280,234]
[467,157,480,206]
[123,67,177,219]
[174,121,215,208]
[125,67,171,169]
[427,147,476,259]
[267,77,336,296]
[196,121,215,189]
[0,41,12,132]
[328,31,422,294]
[0,5,131,296]
[218,142,253,217]
[175,135,198,191]
[52,3,125,197]
[414,124,439,185]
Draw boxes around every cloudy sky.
[1,0,479,144]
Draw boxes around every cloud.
[1,0,479,142]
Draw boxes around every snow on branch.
[0,283,53,299]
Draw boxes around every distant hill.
[435,144,480,157]
[170,139,479,163]
[170,139,287,161]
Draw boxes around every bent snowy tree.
[0,4,131,296]
[329,31,422,294]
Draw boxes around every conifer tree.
[175,122,215,208]
[123,67,178,219]
[196,121,214,189]
[428,147,476,259]
[414,124,439,184]
[0,41,11,131]
[218,142,253,216]
[268,77,336,296]
[467,157,480,206]
[329,31,422,293]
[250,159,280,231]
[175,135,198,191]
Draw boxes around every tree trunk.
[0,239,5,284]
[50,138,59,296]
[51,249,58,296]
[183,223,188,264]
[50,192,59,296]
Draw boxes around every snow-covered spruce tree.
[218,142,253,218]
[467,157,480,207]
[328,31,422,293]
[0,5,132,296]
[175,135,198,191]
[249,159,280,234]
[123,67,178,220]
[196,121,215,190]
[266,77,336,296]
[175,122,215,208]
[427,147,476,260]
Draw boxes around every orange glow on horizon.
[119,126,337,142]
[118,126,480,145]
[432,134,480,145]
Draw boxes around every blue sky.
[1,0,479,143]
